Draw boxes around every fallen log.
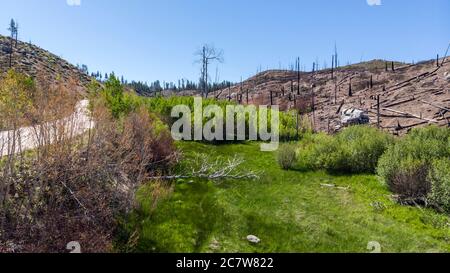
[390,72,430,89]
[419,100,450,112]
[368,110,417,119]
[395,121,429,130]
[383,97,416,108]
[381,107,439,123]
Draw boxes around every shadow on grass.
[117,180,226,253]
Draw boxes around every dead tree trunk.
[297,57,301,95]
[312,87,316,130]
[331,55,334,79]
[334,83,338,104]
[348,79,353,97]
[377,95,381,128]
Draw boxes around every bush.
[0,75,177,253]
[377,126,450,205]
[428,159,450,213]
[277,144,297,170]
[297,126,394,173]
[296,133,334,170]
[387,159,430,202]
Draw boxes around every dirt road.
[0,100,93,157]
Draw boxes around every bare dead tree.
[195,44,224,98]
[297,57,300,95]
[331,54,334,79]
[377,95,381,128]
[334,43,339,69]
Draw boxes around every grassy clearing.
[122,142,450,253]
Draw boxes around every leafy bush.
[107,94,303,141]
[277,144,297,170]
[296,133,334,170]
[428,159,450,213]
[297,126,394,173]
[377,126,450,205]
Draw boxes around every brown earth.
[0,35,91,93]
[214,59,450,134]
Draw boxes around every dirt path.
[0,100,93,157]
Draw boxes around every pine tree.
[7,19,17,68]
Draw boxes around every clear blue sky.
[1,0,449,84]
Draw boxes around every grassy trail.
[122,142,450,253]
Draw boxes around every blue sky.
[0,0,449,83]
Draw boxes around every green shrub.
[333,126,394,173]
[277,144,297,170]
[428,159,450,213]
[377,126,450,204]
[296,133,335,170]
[297,126,393,173]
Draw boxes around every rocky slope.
[0,35,91,93]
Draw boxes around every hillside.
[0,35,91,93]
[215,59,450,134]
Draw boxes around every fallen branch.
[149,154,260,181]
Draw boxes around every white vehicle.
[341,108,370,126]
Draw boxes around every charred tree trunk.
[297,57,301,95]
[377,95,381,128]
[331,55,334,79]
[334,83,338,105]
[311,88,316,131]
[348,79,353,97]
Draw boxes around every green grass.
[121,142,450,253]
